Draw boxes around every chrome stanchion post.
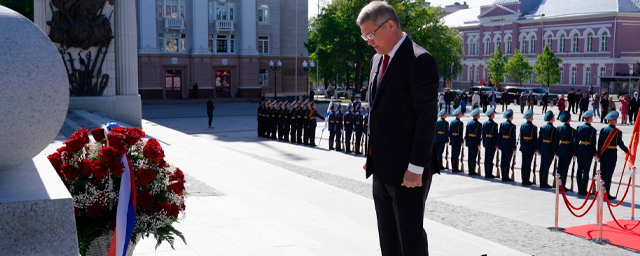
[548,173,565,231]
[627,166,637,221]
[591,179,611,244]
[590,170,605,226]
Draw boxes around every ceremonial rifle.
[496,149,501,178]
[570,157,576,191]
[461,142,465,172]
[532,153,538,185]
[511,140,518,181]
[477,147,482,176]
[552,156,558,187]
[445,143,450,170]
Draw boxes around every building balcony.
[216,20,234,33]
[164,18,185,30]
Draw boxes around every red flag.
[626,120,640,169]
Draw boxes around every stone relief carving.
[47,0,115,96]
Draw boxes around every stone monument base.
[0,153,78,255]
[69,95,142,127]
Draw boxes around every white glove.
[572,156,577,162]
[595,157,600,162]
[535,152,541,157]
[461,142,465,147]
[554,155,559,161]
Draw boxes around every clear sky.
[308,0,497,19]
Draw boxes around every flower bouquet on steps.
[47,123,187,256]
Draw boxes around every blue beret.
[503,109,513,118]
[559,111,571,122]
[438,109,446,116]
[470,108,480,116]
[452,107,462,115]
[581,110,593,118]
[523,109,533,119]
[330,103,335,108]
[485,107,495,116]
[348,103,353,109]
[365,106,370,112]
[544,111,554,122]
[605,111,619,120]
[337,103,343,109]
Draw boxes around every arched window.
[585,67,591,85]
[506,36,512,54]
[484,37,491,54]
[545,34,552,48]
[600,32,608,52]
[467,38,473,55]
[571,34,579,52]
[529,35,536,53]
[559,66,564,84]
[475,38,480,55]
[520,35,527,53]
[559,34,566,53]
[586,32,593,52]
[495,37,502,52]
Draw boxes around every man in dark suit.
[630,91,640,124]
[358,2,439,255]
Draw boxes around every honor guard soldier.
[335,104,345,151]
[290,101,298,143]
[354,106,365,154]
[258,101,265,137]
[450,107,464,173]
[519,109,538,185]
[353,95,362,114]
[283,102,291,142]
[296,101,306,144]
[537,111,558,188]
[327,104,337,150]
[306,102,325,146]
[277,102,285,141]
[363,106,370,155]
[465,108,483,176]
[303,101,312,145]
[435,109,450,171]
[556,111,576,191]
[265,101,273,138]
[499,109,517,181]
[482,107,499,178]
[575,110,597,195]
[597,111,629,199]
[344,103,355,153]
[271,101,278,139]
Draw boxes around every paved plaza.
[45,101,640,255]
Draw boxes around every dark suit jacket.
[630,97,640,112]
[365,36,440,185]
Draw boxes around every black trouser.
[542,102,548,113]
[577,156,593,194]
[601,109,609,123]
[520,105,525,114]
[501,150,513,181]
[208,112,213,127]
[558,156,572,189]
[540,154,554,186]
[502,100,509,111]
[335,131,343,150]
[296,121,304,143]
[373,174,432,256]
[290,123,297,142]
[328,130,336,149]
[283,123,290,142]
[568,101,574,113]
[271,122,277,139]
[306,124,316,145]
[484,147,496,177]
[521,152,534,183]
[355,131,363,153]
[345,130,353,152]
[631,110,638,123]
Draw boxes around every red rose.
[91,160,108,179]
[60,163,79,181]
[87,203,107,218]
[137,189,155,210]
[77,159,92,177]
[47,152,63,170]
[74,207,80,216]
[154,201,171,216]
[109,160,125,176]
[143,139,164,161]
[99,146,118,163]
[65,129,88,152]
[136,168,157,186]
[167,180,185,194]
[91,127,105,141]
[180,200,186,211]
[170,204,180,219]
[111,126,127,134]
[107,131,126,147]
[56,146,67,153]
[125,127,145,145]
[113,144,128,157]
[171,168,185,183]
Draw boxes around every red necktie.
[378,54,389,86]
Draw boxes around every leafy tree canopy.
[506,49,533,87]
[484,45,508,87]
[534,45,563,87]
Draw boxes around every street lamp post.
[310,60,315,100]
[269,60,282,100]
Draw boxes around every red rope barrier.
[604,195,640,232]
[614,155,629,198]
[560,186,599,218]
[607,175,633,208]
[560,180,595,210]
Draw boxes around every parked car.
[336,87,346,98]
[325,86,335,98]
[315,87,325,95]
[504,86,558,105]
[469,86,502,103]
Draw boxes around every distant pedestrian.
[207,97,215,128]
[472,91,480,110]
[489,91,497,111]
[453,95,461,109]
[261,93,266,102]
[557,94,566,112]
[501,88,510,111]
[609,96,616,112]
[541,92,549,114]
[589,85,594,99]
[579,92,589,119]
[592,93,601,118]
[527,91,535,110]
[620,94,629,124]
[630,91,640,124]
[600,92,610,123]
[445,89,453,113]
[481,91,489,112]
[567,88,576,114]
[519,92,527,113]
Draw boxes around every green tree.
[484,45,507,87]
[534,45,563,87]
[506,49,533,87]
[0,0,33,21]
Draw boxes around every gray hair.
[356,1,400,29]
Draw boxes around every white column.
[138,0,158,54]
[33,0,47,32]
[114,0,139,95]
[240,0,258,55]
[192,0,210,54]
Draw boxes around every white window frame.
[160,32,186,53]
[474,38,480,55]
[468,67,473,81]
[484,37,491,55]
[529,35,536,54]
[258,36,269,54]
[572,34,579,52]
[600,32,608,52]
[570,66,577,85]
[495,37,502,52]
[258,4,269,23]
[559,35,566,53]
[259,69,269,87]
[545,35,552,49]
[559,66,564,84]
[520,35,527,53]
[598,66,606,85]
[161,0,186,19]
[506,36,512,54]
[585,67,591,85]
[586,32,593,52]
[213,34,235,53]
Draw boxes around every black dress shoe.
[469,172,479,176]
[485,175,496,179]
[607,195,617,200]
[522,181,533,186]
[502,178,513,182]
[452,170,463,173]
[336,148,344,152]
[540,184,552,188]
